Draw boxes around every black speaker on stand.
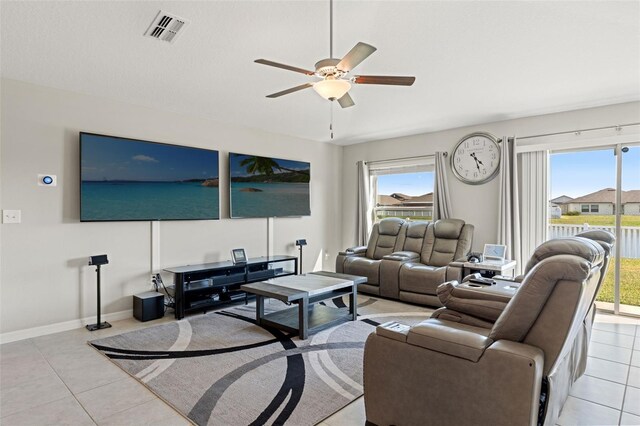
[295,239,307,274]
[86,254,112,331]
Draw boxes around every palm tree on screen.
[240,156,309,177]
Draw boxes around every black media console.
[164,255,297,319]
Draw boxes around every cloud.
[132,155,158,163]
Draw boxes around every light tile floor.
[1,311,639,425]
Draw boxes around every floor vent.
[144,10,189,44]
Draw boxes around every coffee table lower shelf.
[260,305,351,336]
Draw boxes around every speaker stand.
[86,264,112,332]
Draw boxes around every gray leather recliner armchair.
[432,229,615,329]
[396,219,474,306]
[364,236,606,426]
[335,218,407,295]
[378,221,430,299]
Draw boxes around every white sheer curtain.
[519,150,549,267]
[498,137,522,272]
[432,152,452,221]
[356,160,373,246]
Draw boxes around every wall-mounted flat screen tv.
[229,153,310,218]
[80,132,219,221]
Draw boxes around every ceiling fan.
[254,0,415,109]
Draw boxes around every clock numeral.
[473,172,478,178]
[459,149,464,154]
[456,157,461,163]
[483,169,487,175]
[491,154,496,160]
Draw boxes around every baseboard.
[0,310,133,344]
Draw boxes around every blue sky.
[375,147,640,198]
[377,172,435,196]
[550,147,640,198]
[229,153,310,177]
[81,134,219,181]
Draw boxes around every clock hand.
[470,153,480,171]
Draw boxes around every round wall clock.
[450,132,501,185]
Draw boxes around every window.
[581,205,589,212]
[590,204,599,213]
[369,159,434,222]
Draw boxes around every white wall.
[0,79,343,335]
[341,101,640,251]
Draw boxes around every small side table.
[463,259,517,278]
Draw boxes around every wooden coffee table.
[241,271,366,339]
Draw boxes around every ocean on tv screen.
[80,133,220,221]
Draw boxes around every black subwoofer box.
[133,291,164,322]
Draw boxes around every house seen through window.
[373,170,434,222]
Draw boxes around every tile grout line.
[568,394,623,412]
[32,337,99,425]
[589,353,633,366]
[618,329,638,425]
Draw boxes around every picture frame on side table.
[231,248,247,264]
[483,244,507,261]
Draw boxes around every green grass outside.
[550,215,640,227]
[597,258,640,307]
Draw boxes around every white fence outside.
[375,207,433,219]
[548,224,640,258]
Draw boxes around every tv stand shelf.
[164,255,297,319]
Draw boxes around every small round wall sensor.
[38,174,57,186]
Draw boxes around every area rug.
[90,296,431,426]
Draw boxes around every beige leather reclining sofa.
[335,218,474,306]
[363,235,608,426]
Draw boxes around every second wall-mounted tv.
[229,153,310,218]
[80,132,219,221]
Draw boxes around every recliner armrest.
[436,281,511,322]
[382,251,420,261]
[406,319,493,362]
[449,258,467,268]
[340,245,367,255]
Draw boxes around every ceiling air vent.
[144,10,190,44]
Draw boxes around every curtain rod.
[363,152,446,166]
[518,122,640,141]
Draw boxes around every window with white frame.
[369,158,435,222]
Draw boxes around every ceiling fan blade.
[255,59,315,76]
[353,75,416,86]
[266,83,313,98]
[337,92,355,108]
[336,42,377,72]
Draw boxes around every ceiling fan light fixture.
[313,79,351,101]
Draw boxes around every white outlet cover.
[2,210,21,224]
[38,174,57,186]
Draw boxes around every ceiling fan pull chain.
[330,104,334,139]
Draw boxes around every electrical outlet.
[2,210,21,224]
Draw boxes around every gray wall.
[0,79,343,334]
[341,101,640,251]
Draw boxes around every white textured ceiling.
[1,1,639,145]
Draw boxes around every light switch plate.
[2,210,21,224]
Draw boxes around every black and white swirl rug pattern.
[90,296,431,425]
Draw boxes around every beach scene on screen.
[229,153,310,218]
[81,134,219,221]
